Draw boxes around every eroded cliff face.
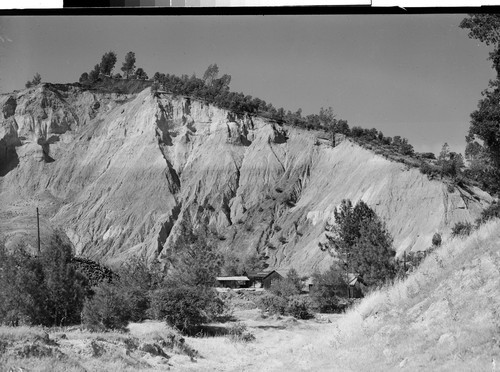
[0,84,493,273]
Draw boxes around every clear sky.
[0,15,495,155]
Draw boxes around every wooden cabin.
[246,270,283,289]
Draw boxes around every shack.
[347,273,366,298]
[246,270,283,289]
[215,276,250,289]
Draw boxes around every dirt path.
[133,310,347,372]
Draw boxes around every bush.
[286,296,314,319]
[81,281,132,331]
[395,250,428,278]
[257,293,288,315]
[419,161,433,176]
[227,322,255,342]
[451,221,474,237]
[432,233,442,247]
[310,265,347,312]
[148,285,223,334]
[476,201,500,225]
[269,278,300,298]
[114,255,166,322]
[419,152,436,160]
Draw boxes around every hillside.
[0,83,493,273]
[326,218,500,371]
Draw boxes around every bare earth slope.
[0,84,493,272]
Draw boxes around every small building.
[347,273,366,298]
[246,270,283,289]
[302,277,314,292]
[215,276,250,289]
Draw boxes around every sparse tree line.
[34,52,451,185]
[78,51,149,86]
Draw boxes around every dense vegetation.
[0,233,87,326]
[460,14,500,196]
[0,226,227,335]
[256,268,314,319]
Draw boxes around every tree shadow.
[212,314,238,323]
[253,325,286,330]
[0,143,19,176]
[186,325,232,337]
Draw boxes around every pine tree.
[99,50,117,76]
[121,51,136,79]
[203,63,219,86]
[89,64,100,83]
[169,224,223,288]
[321,199,396,288]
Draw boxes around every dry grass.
[334,219,500,371]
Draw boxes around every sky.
[0,15,495,155]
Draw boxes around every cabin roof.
[246,270,280,279]
[216,276,250,281]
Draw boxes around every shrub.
[310,265,347,313]
[278,236,288,244]
[432,233,442,247]
[148,285,223,334]
[114,255,166,322]
[419,152,436,160]
[227,322,255,342]
[419,161,433,176]
[286,268,303,293]
[81,281,132,331]
[476,201,500,226]
[395,250,428,278]
[451,221,474,237]
[269,278,300,298]
[286,296,314,319]
[257,293,288,315]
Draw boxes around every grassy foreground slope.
[329,218,500,371]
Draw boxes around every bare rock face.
[0,84,493,273]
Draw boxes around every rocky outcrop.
[0,84,493,273]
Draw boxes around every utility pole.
[36,207,41,255]
[403,251,407,273]
[346,253,350,299]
